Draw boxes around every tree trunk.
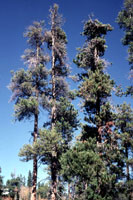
[31,46,39,200]
[31,113,38,200]
[51,158,57,200]
[51,21,56,128]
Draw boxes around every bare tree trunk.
[31,113,38,200]
[31,156,37,200]
[31,46,39,200]
[51,157,57,200]
[51,22,56,129]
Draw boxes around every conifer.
[116,103,133,180]
[117,0,133,95]
[74,18,114,143]
[60,18,122,199]
[9,21,48,200]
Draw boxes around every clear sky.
[0,0,132,184]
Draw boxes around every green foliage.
[117,0,133,69]
[68,17,124,199]
[117,0,133,96]
[115,103,133,181]
[83,19,113,39]
[9,20,49,122]
[42,5,79,198]
[27,170,32,187]
[116,180,133,200]
[47,3,70,103]
[74,17,114,141]
[8,69,32,102]
[45,4,68,77]
[14,97,38,121]
[37,128,63,164]
[19,128,63,164]
[37,182,50,199]
[61,138,119,200]
[19,144,36,162]
[9,63,48,122]
[79,70,114,119]
[61,138,100,182]
[74,19,112,70]
[8,4,133,200]
[6,173,25,199]
[9,20,49,200]
[55,97,79,145]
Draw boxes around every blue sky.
[0,0,132,184]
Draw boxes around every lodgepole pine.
[45,4,69,200]
[9,21,48,200]
[74,18,114,144]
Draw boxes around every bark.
[31,46,39,200]
[51,157,57,200]
[31,113,38,200]
[51,14,56,129]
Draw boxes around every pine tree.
[43,4,78,199]
[45,5,69,199]
[115,103,133,199]
[61,139,101,199]
[117,0,133,69]
[74,18,114,144]
[116,103,133,181]
[9,21,48,200]
[45,3,69,128]
[61,17,122,199]
[117,0,133,95]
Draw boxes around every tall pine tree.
[9,21,48,200]
[60,18,123,199]
[44,4,78,199]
